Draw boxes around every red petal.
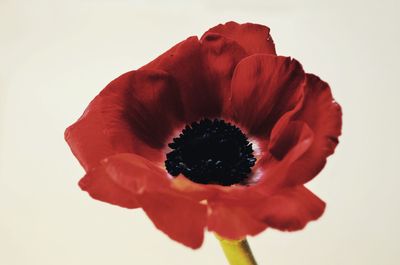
[202,21,276,55]
[78,153,167,208]
[142,37,222,121]
[142,35,248,121]
[124,70,184,148]
[84,154,207,249]
[285,74,342,185]
[100,153,170,193]
[230,55,305,135]
[269,121,312,161]
[206,184,324,238]
[207,200,268,240]
[138,191,207,249]
[258,186,326,231]
[251,121,314,194]
[79,163,140,209]
[65,69,182,171]
[200,33,247,116]
[171,175,221,201]
[66,112,118,172]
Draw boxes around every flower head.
[65,21,342,249]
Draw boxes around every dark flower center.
[165,119,256,186]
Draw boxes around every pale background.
[1,0,399,264]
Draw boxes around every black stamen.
[165,119,256,186]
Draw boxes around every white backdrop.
[1,0,399,264]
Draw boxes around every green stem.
[215,234,258,265]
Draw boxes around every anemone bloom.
[65,21,342,250]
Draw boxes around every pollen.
[165,119,256,186]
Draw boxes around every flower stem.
[215,234,258,265]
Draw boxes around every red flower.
[65,21,342,249]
